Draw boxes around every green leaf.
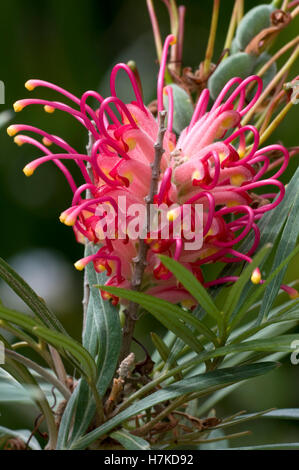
[200,429,229,449]
[58,244,122,448]
[151,332,182,380]
[208,53,256,100]
[0,304,96,381]
[159,255,222,323]
[1,359,57,448]
[163,84,194,134]
[217,166,299,305]
[110,429,150,450]
[85,243,121,395]
[0,110,12,128]
[154,333,298,386]
[0,257,66,334]
[232,443,299,450]
[33,325,97,383]
[71,362,277,449]
[229,243,299,330]
[56,388,82,449]
[234,4,274,51]
[261,408,299,420]
[96,286,216,352]
[258,192,299,322]
[0,426,41,450]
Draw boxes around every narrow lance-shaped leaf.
[110,429,150,450]
[95,286,217,353]
[159,255,222,323]
[150,332,182,380]
[70,362,277,450]
[229,243,299,330]
[0,304,96,381]
[0,256,66,334]
[223,244,272,320]
[258,192,299,323]
[59,243,122,447]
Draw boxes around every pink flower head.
[9,35,290,306]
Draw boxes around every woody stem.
[119,111,167,362]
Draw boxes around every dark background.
[0,0,298,447]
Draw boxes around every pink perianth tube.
[26,80,102,132]
[251,155,270,181]
[26,153,91,173]
[188,89,210,130]
[97,96,137,139]
[211,77,243,111]
[72,183,97,206]
[204,276,239,288]
[11,124,77,153]
[214,205,254,247]
[80,90,121,127]
[233,179,285,214]
[91,140,125,187]
[17,135,77,193]
[16,98,98,138]
[157,34,176,113]
[68,196,119,221]
[185,191,215,236]
[164,86,174,132]
[225,125,260,165]
[199,151,221,190]
[157,167,172,205]
[110,63,146,111]
[253,144,289,179]
[221,75,263,117]
[174,239,183,260]
[10,124,91,183]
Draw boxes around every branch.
[82,132,94,329]
[119,111,167,362]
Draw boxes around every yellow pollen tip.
[23,165,34,177]
[14,136,24,146]
[219,152,227,163]
[227,200,239,208]
[167,209,179,222]
[170,36,177,45]
[7,126,18,137]
[44,105,55,114]
[13,101,24,113]
[63,216,75,227]
[238,149,246,159]
[290,291,299,300]
[59,212,67,223]
[192,170,202,181]
[181,299,195,309]
[97,264,106,272]
[74,261,85,271]
[125,138,136,151]
[25,81,35,91]
[251,268,261,285]
[42,137,53,147]
[231,174,246,187]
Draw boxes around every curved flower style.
[8,35,292,306]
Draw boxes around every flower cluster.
[8,35,293,305]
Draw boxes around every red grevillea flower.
[9,34,292,306]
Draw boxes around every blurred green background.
[0,0,298,447]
